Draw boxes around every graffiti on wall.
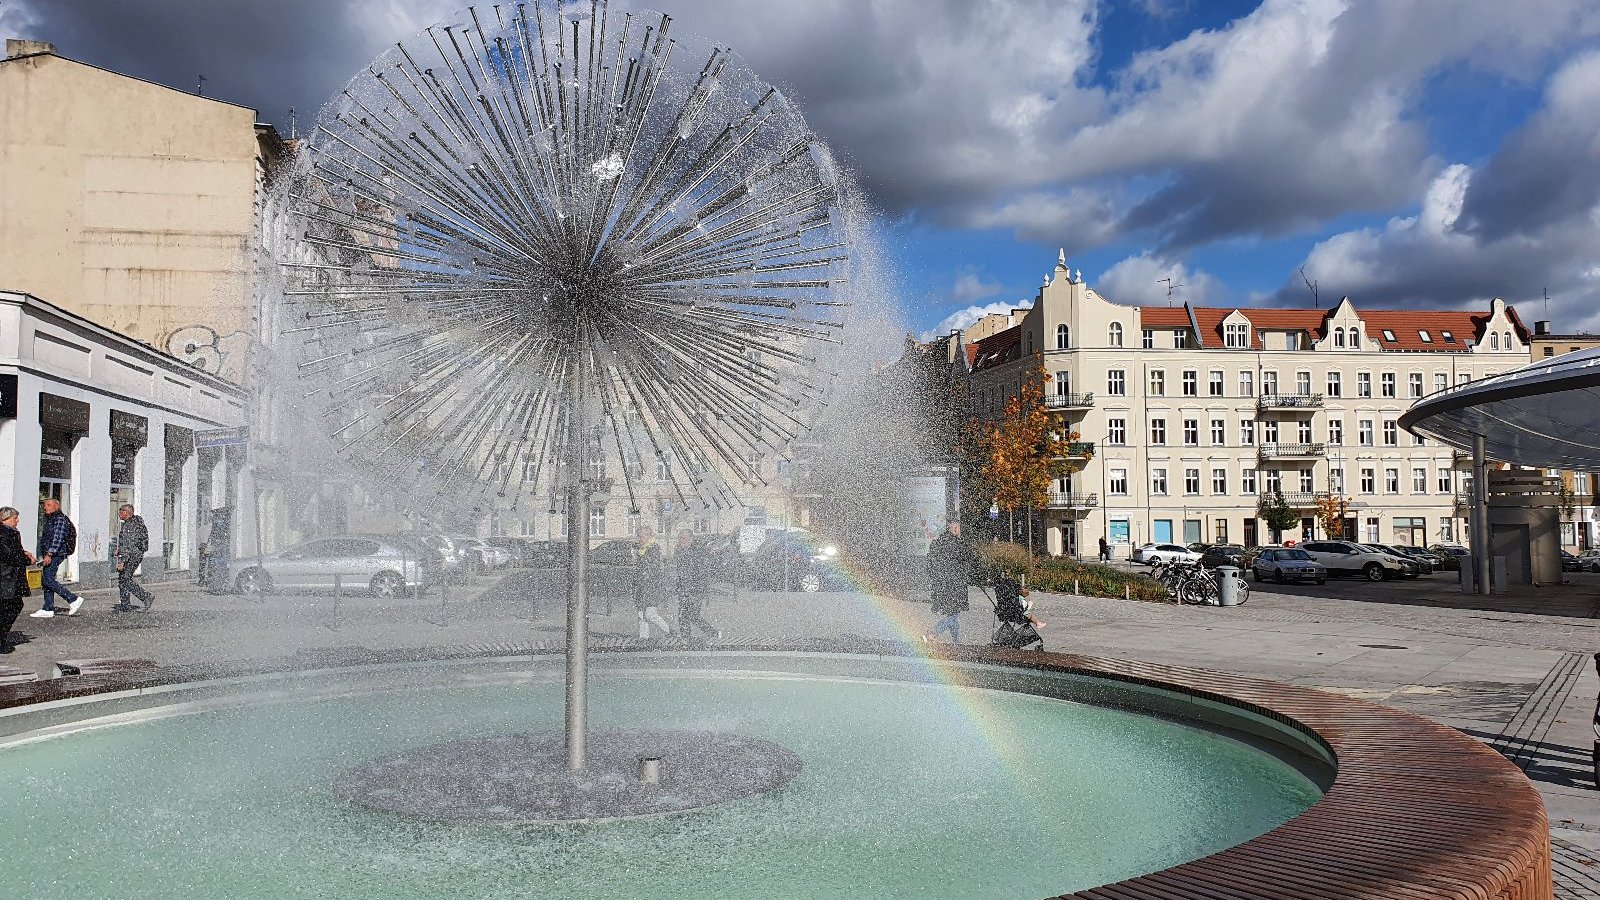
[165,325,249,378]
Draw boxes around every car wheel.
[236,568,272,595]
[1316,577,1327,585]
[370,572,405,599]
[800,573,821,593]
[1273,568,1286,584]
[1363,562,1386,582]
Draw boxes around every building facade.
[1527,323,1600,550]
[965,253,1532,557]
[0,291,247,588]
[0,39,262,382]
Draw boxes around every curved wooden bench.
[0,641,1552,899]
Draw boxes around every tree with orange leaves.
[1314,492,1352,540]
[970,355,1090,555]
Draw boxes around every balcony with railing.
[1047,492,1099,510]
[1452,448,1474,470]
[1062,441,1094,459]
[1257,393,1324,411]
[1258,442,1327,460]
[1257,490,1328,508]
[1043,392,1095,411]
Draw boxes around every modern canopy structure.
[274,1,856,769]
[1400,345,1600,594]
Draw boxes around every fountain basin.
[0,644,1550,899]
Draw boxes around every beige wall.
[0,52,259,381]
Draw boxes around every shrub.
[976,542,1168,603]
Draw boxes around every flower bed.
[977,542,1168,603]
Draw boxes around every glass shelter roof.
[1399,347,1600,469]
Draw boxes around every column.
[1472,433,1490,595]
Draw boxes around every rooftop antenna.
[1300,266,1319,308]
[1543,286,1549,320]
[1158,276,1183,307]
[196,74,206,96]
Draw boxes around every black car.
[1198,545,1247,569]
[747,531,848,592]
[1560,550,1582,572]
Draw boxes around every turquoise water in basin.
[0,670,1320,899]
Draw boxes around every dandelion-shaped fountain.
[274,0,855,811]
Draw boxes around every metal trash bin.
[1216,566,1243,607]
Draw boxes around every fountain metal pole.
[565,359,591,772]
[1472,433,1490,596]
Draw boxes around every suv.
[1134,543,1203,565]
[1298,540,1413,581]
[1198,545,1246,569]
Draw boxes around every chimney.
[5,39,56,59]
[1534,320,1551,336]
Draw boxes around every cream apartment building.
[965,253,1532,557]
[1528,324,1600,550]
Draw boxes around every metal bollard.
[638,756,662,785]
[1216,566,1242,606]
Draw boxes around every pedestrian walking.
[0,507,34,653]
[672,530,719,642]
[1098,536,1111,563]
[113,504,155,613]
[633,527,672,639]
[31,498,81,618]
[923,522,976,645]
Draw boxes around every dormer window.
[1419,331,1432,343]
[1490,332,1500,350]
[1333,328,1346,348]
[1173,330,1188,349]
[1056,323,1069,350]
[1286,332,1300,351]
[1109,322,1124,347]
[1224,323,1249,348]
[1381,329,1396,342]
[1441,330,1455,344]
[1503,330,1513,348]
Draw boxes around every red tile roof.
[1137,303,1527,352]
[1139,308,1189,327]
[969,325,1021,372]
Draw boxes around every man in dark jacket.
[924,522,976,644]
[672,529,719,642]
[31,497,80,618]
[0,506,33,653]
[114,504,155,613]
[633,527,671,639]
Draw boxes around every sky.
[6,0,1599,340]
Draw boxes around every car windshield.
[1279,549,1312,560]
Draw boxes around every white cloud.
[0,0,43,34]
[949,271,1003,303]
[917,300,1023,342]
[1096,253,1223,307]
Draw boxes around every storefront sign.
[38,392,89,432]
[195,426,249,449]
[0,374,15,419]
[110,410,148,448]
[40,427,76,480]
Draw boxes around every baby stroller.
[989,573,1043,651]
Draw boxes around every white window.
[1349,330,1360,349]
[1150,418,1167,445]
[1108,418,1127,445]
[1286,333,1301,351]
[1108,370,1126,396]
[1149,370,1166,395]
[1225,323,1249,348]
[1210,419,1225,445]
[1183,419,1199,446]
[655,452,673,481]
[1333,328,1346,348]
[1358,372,1372,397]
[1209,371,1224,396]
[1419,330,1432,343]
[1381,372,1396,398]
[1182,370,1198,396]
[1263,469,1282,492]
[1440,330,1454,344]
[1437,468,1453,493]
[1184,468,1201,495]
[1360,468,1375,493]
[1413,467,1427,493]
[1151,468,1168,495]
[590,503,607,536]
[1408,373,1423,398]
[1326,371,1341,397]
[1262,370,1278,395]
[1056,323,1069,349]
[1385,468,1400,494]
[1109,322,1123,347]
[1296,371,1312,395]
[1297,420,1313,443]
[1262,420,1279,442]
[1434,373,1448,393]
[1173,330,1188,349]
[1110,468,1128,495]
[1299,470,1315,492]
[1366,518,1380,543]
[1359,419,1373,446]
[1241,468,1257,494]
[1238,370,1254,397]
[1328,419,1343,445]
[1383,420,1397,446]
[1330,468,1345,493]
[1240,419,1256,445]
[1382,329,1397,342]
[1055,371,1071,395]
[1142,329,1154,349]
[1212,468,1228,494]
[1490,332,1500,349]
[1440,519,1454,541]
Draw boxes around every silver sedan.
[229,535,433,597]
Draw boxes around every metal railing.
[1257,393,1324,410]
[1046,492,1100,509]
[1044,392,1095,409]
[1257,490,1327,507]
[1258,442,1327,458]
[1064,441,1094,457]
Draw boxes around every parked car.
[1428,544,1470,572]
[1298,540,1413,581]
[1560,550,1582,572]
[229,535,431,597]
[448,535,508,574]
[1373,544,1436,575]
[748,530,847,592]
[484,537,537,568]
[1250,547,1328,584]
[415,533,473,582]
[1578,550,1600,573]
[1358,544,1422,578]
[1133,543,1203,565]
[1198,545,1247,569]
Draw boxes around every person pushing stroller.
[989,570,1045,651]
